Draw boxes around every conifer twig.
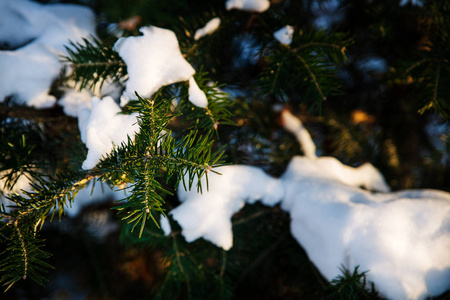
[296,53,326,101]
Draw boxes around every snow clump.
[194,17,221,40]
[281,109,316,158]
[171,166,284,250]
[274,26,294,46]
[188,77,208,108]
[80,96,139,170]
[225,0,270,12]
[114,26,208,107]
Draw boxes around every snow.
[171,166,284,250]
[194,17,221,40]
[282,161,450,299]
[171,111,450,299]
[160,215,171,236]
[274,26,294,46]
[114,26,197,106]
[281,109,317,159]
[58,88,93,118]
[225,0,270,12]
[188,77,208,108]
[80,96,139,170]
[0,0,96,108]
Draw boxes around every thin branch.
[151,155,211,171]
[232,209,273,226]
[72,61,126,68]
[296,53,327,101]
[432,63,441,106]
[294,42,344,51]
[405,58,430,74]
[172,234,192,298]
[271,55,286,94]
[14,221,27,281]
[235,233,288,288]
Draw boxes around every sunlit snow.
[0,0,96,108]
[188,77,208,108]
[226,0,270,12]
[114,26,207,107]
[194,17,221,40]
[281,109,317,159]
[172,166,284,250]
[282,158,450,300]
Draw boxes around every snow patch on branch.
[225,0,270,12]
[194,17,221,40]
[274,26,294,46]
[115,26,208,108]
[80,96,139,170]
[171,166,284,250]
[280,109,317,159]
[188,77,208,108]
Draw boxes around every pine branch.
[296,52,326,101]
[63,37,127,91]
[400,1,450,118]
[259,29,351,110]
[178,73,235,133]
[326,265,380,300]
[8,172,95,224]
[105,92,226,237]
[0,218,53,291]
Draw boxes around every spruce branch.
[178,73,235,133]
[106,92,226,237]
[8,172,95,224]
[0,217,53,291]
[63,37,127,91]
[259,29,351,110]
[296,52,326,101]
[399,1,450,118]
[326,265,380,300]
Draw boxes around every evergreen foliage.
[0,216,53,291]
[63,37,127,90]
[1,0,449,299]
[259,29,351,109]
[326,266,381,300]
